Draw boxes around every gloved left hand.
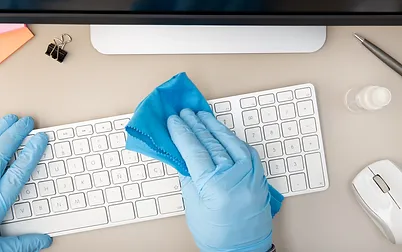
[0,115,53,252]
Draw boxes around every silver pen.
[354,33,402,77]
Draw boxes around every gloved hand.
[167,109,273,252]
[0,115,52,252]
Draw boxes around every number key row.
[244,118,317,144]
[241,100,315,126]
[251,135,320,159]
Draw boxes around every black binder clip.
[45,34,72,63]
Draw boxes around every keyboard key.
[281,121,299,138]
[57,177,74,194]
[268,176,289,194]
[251,144,265,159]
[214,101,231,113]
[158,194,184,214]
[32,164,48,180]
[49,161,66,177]
[295,87,312,99]
[21,184,38,200]
[305,153,325,188]
[95,122,112,133]
[142,177,181,197]
[263,124,280,141]
[268,159,286,175]
[129,165,147,181]
[109,203,135,223]
[136,199,157,218]
[284,138,302,155]
[165,164,178,175]
[242,110,259,126]
[290,173,307,192]
[260,107,277,123]
[287,156,304,172]
[38,181,56,197]
[258,94,275,105]
[15,203,32,219]
[140,154,153,162]
[245,127,262,144]
[240,97,257,108]
[300,118,317,135]
[1,207,108,237]
[106,187,123,203]
[75,174,92,191]
[67,157,85,174]
[123,184,141,200]
[33,199,50,216]
[297,100,314,117]
[216,114,234,129]
[57,128,74,140]
[40,145,54,161]
[87,190,104,206]
[121,150,139,165]
[51,196,68,213]
[147,162,165,178]
[45,132,56,142]
[69,193,86,209]
[302,135,320,152]
[109,132,126,149]
[266,142,283,158]
[3,209,13,221]
[91,135,108,152]
[103,151,121,168]
[93,171,110,188]
[21,135,34,146]
[72,139,90,155]
[279,103,296,120]
[277,91,293,102]
[76,125,93,137]
[111,168,129,184]
[114,119,130,130]
[85,154,103,171]
[54,142,72,158]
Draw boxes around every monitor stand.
[90,25,326,55]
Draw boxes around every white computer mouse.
[352,159,402,244]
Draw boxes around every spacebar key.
[1,207,108,237]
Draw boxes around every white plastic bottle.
[345,86,392,112]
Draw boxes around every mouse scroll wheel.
[373,175,390,193]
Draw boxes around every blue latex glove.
[167,109,274,252]
[0,115,53,252]
[125,72,283,217]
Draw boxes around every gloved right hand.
[0,115,52,252]
[168,109,274,252]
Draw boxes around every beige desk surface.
[1,25,402,252]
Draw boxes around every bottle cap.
[370,86,392,109]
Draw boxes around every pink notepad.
[0,26,34,64]
[0,24,25,35]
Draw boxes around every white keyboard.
[0,83,329,237]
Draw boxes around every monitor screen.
[1,0,402,13]
[1,0,402,24]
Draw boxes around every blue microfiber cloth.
[125,72,284,217]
